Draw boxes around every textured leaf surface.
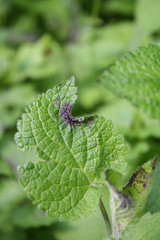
[122,157,157,219]
[121,213,160,240]
[101,44,160,119]
[105,158,157,237]
[144,161,160,214]
[15,78,127,220]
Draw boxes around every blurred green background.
[1,0,160,239]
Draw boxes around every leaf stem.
[99,198,112,239]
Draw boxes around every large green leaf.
[101,44,160,119]
[15,77,127,220]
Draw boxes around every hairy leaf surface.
[105,157,157,237]
[144,161,160,213]
[15,78,127,220]
[121,212,160,240]
[101,44,160,119]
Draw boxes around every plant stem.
[99,198,112,239]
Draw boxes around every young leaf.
[14,77,127,220]
[122,157,157,219]
[105,157,157,238]
[144,160,160,213]
[101,44,160,119]
[121,212,160,240]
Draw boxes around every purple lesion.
[59,102,84,126]
[59,102,95,127]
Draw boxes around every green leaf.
[122,157,157,219]
[121,212,160,240]
[144,161,160,213]
[101,44,160,119]
[15,77,127,220]
[105,157,157,238]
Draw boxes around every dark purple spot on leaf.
[60,102,85,126]
[152,156,158,170]
[143,182,147,188]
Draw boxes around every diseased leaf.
[122,157,157,219]
[105,157,157,238]
[15,77,127,220]
[101,44,160,119]
[121,212,160,240]
[144,161,160,214]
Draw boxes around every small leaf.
[105,157,157,237]
[122,156,157,218]
[15,77,127,220]
[144,160,160,213]
[101,44,160,119]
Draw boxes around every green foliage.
[101,44,160,119]
[11,204,56,228]
[55,209,106,240]
[144,161,160,214]
[15,78,127,220]
[1,0,160,239]
[122,157,157,219]
[104,0,135,15]
[0,180,25,213]
[121,212,160,240]
[135,0,160,36]
[7,36,65,83]
[0,84,36,133]
[106,157,159,239]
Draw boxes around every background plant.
[1,0,160,239]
